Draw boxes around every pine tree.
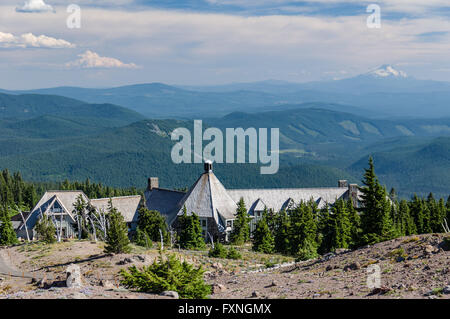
[346,199,362,248]
[252,213,275,254]
[317,204,332,254]
[359,157,396,244]
[397,200,416,236]
[135,226,152,248]
[330,199,352,250]
[35,214,56,244]
[104,200,131,254]
[178,207,205,250]
[230,198,250,245]
[410,194,425,233]
[0,204,18,246]
[137,207,168,243]
[274,210,290,255]
[289,202,318,260]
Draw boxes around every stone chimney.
[338,180,348,188]
[348,184,359,207]
[147,177,159,191]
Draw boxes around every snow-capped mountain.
[365,64,408,79]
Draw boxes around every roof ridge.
[227,187,349,191]
[45,190,86,193]
[151,187,186,194]
[91,195,141,201]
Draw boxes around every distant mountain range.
[2,65,450,119]
[0,66,448,198]
[0,92,448,197]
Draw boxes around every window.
[226,220,232,228]
[201,219,207,228]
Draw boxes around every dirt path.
[0,249,41,279]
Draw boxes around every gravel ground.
[0,234,449,299]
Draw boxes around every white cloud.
[0,31,74,48]
[66,50,138,69]
[16,0,54,13]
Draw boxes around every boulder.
[36,275,47,289]
[117,257,134,265]
[344,262,361,271]
[99,280,115,290]
[160,291,179,299]
[368,286,391,295]
[66,264,83,288]
[212,283,227,294]
[212,262,223,270]
[424,245,435,255]
[443,285,450,294]
[133,255,146,262]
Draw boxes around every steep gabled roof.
[170,170,237,226]
[90,195,142,223]
[21,191,89,230]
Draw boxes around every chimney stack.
[147,177,159,191]
[338,180,348,188]
[204,160,213,173]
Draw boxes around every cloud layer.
[66,50,138,69]
[0,31,74,48]
[16,0,54,13]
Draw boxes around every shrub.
[226,246,242,260]
[120,253,211,299]
[208,243,227,258]
[295,241,319,261]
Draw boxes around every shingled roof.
[144,188,186,223]
[227,187,349,214]
[22,190,89,231]
[90,195,142,223]
[168,163,237,226]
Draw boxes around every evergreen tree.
[135,226,152,248]
[274,210,290,255]
[346,199,362,248]
[35,214,56,244]
[359,157,396,244]
[178,207,205,250]
[104,200,131,254]
[230,198,250,245]
[330,199,352,250]
[252,213,275,254]
[410,194,425,233]
[289,202,318,260]
[317,204,333,254]
[208,242,228,258]
[0,204,18,246]
[397,200,416,236]
[137,207,168,243]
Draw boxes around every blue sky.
[1,0,450,89]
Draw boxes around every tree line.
[249,158,450,259]
[0,169,141,214]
